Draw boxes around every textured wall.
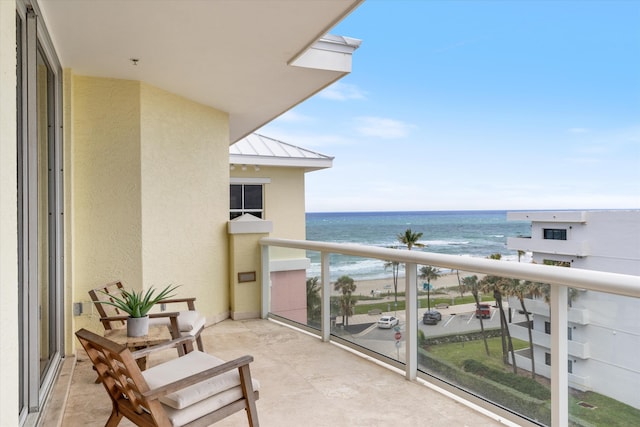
[69,76,231,340]
[140,83,230,320]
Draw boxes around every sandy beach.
[349,271,483,297]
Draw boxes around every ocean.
[305,210,531,281]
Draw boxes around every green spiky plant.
[99,284,179,318]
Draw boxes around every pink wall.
[270,270,307,324]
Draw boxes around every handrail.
[260,237,640,298]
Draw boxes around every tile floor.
[59,319,507,427]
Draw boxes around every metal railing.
[260,238,640,426]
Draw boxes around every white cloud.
[354,116,414,139]
[318,82,366,101]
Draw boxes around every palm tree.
[334,275,357,327]
[503,279,543,378]
[463,275,490,356]
[306,277,322,325]
[397,228,425,250]
[383,258,400,308]
[479,274,517,373]
[419,265,440,310]
[517,250,526,262]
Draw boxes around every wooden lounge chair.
[75,328,260,427]
[89,281,206,352]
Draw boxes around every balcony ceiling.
[37,0,363,142]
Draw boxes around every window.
[545,321,551,334]
[543,228,567,240]
[230,184,263,219]
[545,352,551,366]
[568,360,573,374]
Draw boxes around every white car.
[377,315,399,329]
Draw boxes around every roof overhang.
[230,133,334,172]
[37,0,363,143]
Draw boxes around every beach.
[349,271,482,297]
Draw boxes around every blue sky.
[259,0,640,212]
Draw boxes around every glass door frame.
[17,1,64,424]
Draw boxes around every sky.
[259,0,640,213]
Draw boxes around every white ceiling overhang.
[36,0,363,143]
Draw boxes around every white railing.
[260,238,640,427]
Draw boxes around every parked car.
[422,310,441,325]
[377,315,399,329]
[475,304,491,319]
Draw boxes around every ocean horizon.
[305,210,532,281]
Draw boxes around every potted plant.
[99,284,179,337]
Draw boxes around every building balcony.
[54,318,504,427]
[507,236,590,257]
[50,238,640,427]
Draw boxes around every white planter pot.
[127,316,149,337]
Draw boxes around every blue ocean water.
[305,210,531,280]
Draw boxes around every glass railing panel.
[268,257,318,330]
[565,290,640,426]
[416,272,552,425]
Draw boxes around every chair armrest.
[142,355,254,400]
[99,312,181,322]
[159,297,197,311]
[130,335,196,360]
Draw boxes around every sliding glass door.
[17,2,64,424]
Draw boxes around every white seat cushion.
[142,351,259,410]
[149,310,205,332]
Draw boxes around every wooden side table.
[105,325,172,370]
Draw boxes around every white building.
[507,210,640,409]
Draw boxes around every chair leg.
[105,405,123,427]
[239,365,259,427]
[195,334,204,352]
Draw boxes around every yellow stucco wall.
[68,76,231,344]
[0,0,19,422]
[140,83,230,321]
[231,166,307,260]
[229,232,268,319]
[69,76,144,335]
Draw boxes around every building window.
[545,321,551,334]
[568,360,573,374]
[230,184,263,219]
[545,352,551,366]
[568,327,572,341]
[543,228,567,240]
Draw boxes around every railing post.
[550,284,568,426]
[321,252,331,342]
[261,244,270,319]
[405,262,417,380]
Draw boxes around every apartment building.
[507,210,640,408]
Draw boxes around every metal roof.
[230,133,333,172]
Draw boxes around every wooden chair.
[89,281,206,352]
[76,328,259,427]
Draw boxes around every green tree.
[306,276,322,324]
[502,278,544,378]
[383,257,400,308]
[334,275,357,327]
[479,274,518,373]
[419,265,440,310]
[462,274,490,356]
[397,228,425,250]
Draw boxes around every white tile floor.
[61,319,506,427]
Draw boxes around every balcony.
[51,238,640,427]
[55,318,504,426]
[507,236,590,257]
